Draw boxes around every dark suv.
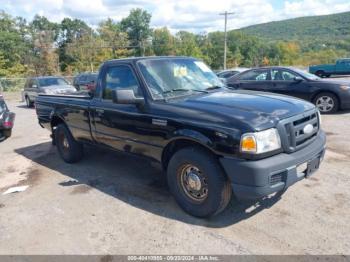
[73,73,98,91]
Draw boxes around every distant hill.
[238,11,350,42]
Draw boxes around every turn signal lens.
[241,135,257,153]
[240,128,281,154]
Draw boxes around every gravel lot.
[0,90,349,255]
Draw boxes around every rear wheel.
[167,147,232,218]
[313,92,339,114]
[315,70,325,78]
[55,124,83,163]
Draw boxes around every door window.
[28,79,37,88]
[272,69,298,81]
[239,70,269,81]
[103,65,142,100]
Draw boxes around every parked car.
[35,57,326,218]
[73,72,98,91]
[226,66,350,113]
[0,95,15,141]
[309,58,350,78]
[216,68,249,79]
[23,76,77,107]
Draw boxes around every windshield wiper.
[205,85,223,91]
[162,88,208,95]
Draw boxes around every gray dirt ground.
[0,86,349,255]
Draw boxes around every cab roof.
[104,56,197,64]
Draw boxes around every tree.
[152,27,175,56]
[175,31,203,58]
[0,12,29,73]
[120,8,152,56]
[276,42,301,65]
[58,18,91,72]
[98,18,130,59]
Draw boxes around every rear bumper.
[219,131,326,201]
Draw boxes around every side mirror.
[294,76,303,82]
[112,89,144,105]
[219,77,227,83]
[32,84,38,88]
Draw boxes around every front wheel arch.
[161,137,217,171]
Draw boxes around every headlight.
[240,128,281,154]
[340,85,350,91]
[317,110,322,126]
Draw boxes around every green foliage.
[120,8,152,56]
[175,31,203,58]
[152,27,175,56]
[240,11,350,42]
[98,18,130,59]
[0,9,349,77]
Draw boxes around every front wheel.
[313,92,339,114]
[55,124,83,163]
[167,147,232,218]
[25,96,33,108]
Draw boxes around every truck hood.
[168,90,315,132]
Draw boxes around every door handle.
[96,109,104,114]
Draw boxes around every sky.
[2,0,350,32]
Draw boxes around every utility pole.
[219,11,234,70]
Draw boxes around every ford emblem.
[303,124,313,134]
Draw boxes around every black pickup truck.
[35,57,326,217]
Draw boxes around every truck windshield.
[138,58,225,99]
[38,78,69,87]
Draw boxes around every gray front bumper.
[219,131,326,200]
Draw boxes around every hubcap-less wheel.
[179,164,208,202]
[25,97,30,107]
[58,131,70,154]
[316,96,334,113]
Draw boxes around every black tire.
[313,92,339,114]
[315,70,325,78]
[167,147,232,218]
[55,124,83,163]
[25,96,33,108]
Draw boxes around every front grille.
[278,110,320,153]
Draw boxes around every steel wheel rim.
[179,164,208,202]
[59,132,70,152]
[316,96,334,112]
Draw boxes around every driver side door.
[269,69,309,100]
[227,69,271,92]
[91,63,159,159]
